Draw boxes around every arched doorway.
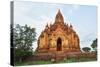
[57,37,62,51]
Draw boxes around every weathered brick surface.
[24,52,97,62]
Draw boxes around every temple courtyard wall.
[24,52,97,62]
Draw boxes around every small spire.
[50,23,52,27]
[58,9,61,13]
[46,23,48,27]
[55,9,64,23]
[66,23,68,27]
[57,9,62,16]
[70,23,73,28]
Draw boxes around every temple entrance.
[57,37,62,51]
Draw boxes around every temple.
[36,9,80,53]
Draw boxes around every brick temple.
[36,9,80,54]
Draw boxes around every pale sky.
[14,1,97,51]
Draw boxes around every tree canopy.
[91,38,97,51]
[13,24,36,62]
[82,47,91,52]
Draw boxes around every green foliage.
[82,47,91,52]
[15,60,52,66]
[13,24,36,62]
[91,38,97,51]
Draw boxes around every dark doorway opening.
[57,37,62,51]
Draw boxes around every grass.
[15,60,52,66]
[15,57,97,66]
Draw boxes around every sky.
[14,1,97,51]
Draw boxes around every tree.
[91,38,97,51]
[13,24,36,62]
[82,47,91,52]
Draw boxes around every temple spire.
[55,9,64,24]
